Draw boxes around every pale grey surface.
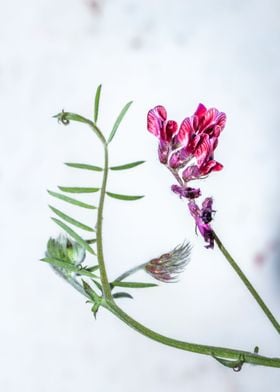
[1,0,280,391]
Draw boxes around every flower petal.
[164,120,178,142]
[194,103,207,118]
[200,160,223,175]
[182,165,200,181]
[147,105,167,137]
[175,117,193,146]
[216,111,226,130]
[194,134,211,167]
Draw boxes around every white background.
[1,0,280,391]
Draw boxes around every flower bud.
[46,234,86,267]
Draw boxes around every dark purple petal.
[171,185,201,199]
[188,199,215,249]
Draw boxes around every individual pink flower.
[147,106,178,164]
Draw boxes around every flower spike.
[147,103,226,248]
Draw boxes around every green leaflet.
[48,190,97,209]
[107,101,133,143]
[41,257,98,278]
[111,281,158,288]
[110,161,145,171]
[94,84,102,123]
[58,186,100,194]
[106,192,144,201]
[65,162,103,172]
[48,205,94,232]
[112,292,133,299]
[51,218,96,255]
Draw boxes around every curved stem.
[214,232,280,335]
[96,143,112,300]
[114,263,147,282]
[104,301,280,368]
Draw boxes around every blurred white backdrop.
[1,0,280,391]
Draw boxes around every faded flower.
[145,242,191,282]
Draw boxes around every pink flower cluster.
[147,103,226,248]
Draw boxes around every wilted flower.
[188,198,215,249]
[145,242,191,282]
[171,184,201,199]
[46,234,86,267]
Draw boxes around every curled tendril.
[212,353,245,372]
[53,109,70,125]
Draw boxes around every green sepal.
[91,279,103,293]
[82,280,100,303]
[49,205,94,232]
[94,84,102,123]
[58,186,100,194]
[41,257,98,278]
[86,265,99,272]
[106,192,144,201]
[51,218,96,255]
[111,281,158,288]
[112,292,133,299]
[110,161,145,171]
[48,190,97,209]
[107,101,133,143]
[65,162,103,172]
[91,303,100,319]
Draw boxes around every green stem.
[214,232,280,335]
[80,116,280,368]
[96,143,112,300]
[104,301,280,368]
[114,263,147,282]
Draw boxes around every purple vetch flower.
[147,103,225,250]
[188,198,215,249]
[147,103,226,181]
[145,242,192,282]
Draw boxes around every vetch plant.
[42,85,280,370]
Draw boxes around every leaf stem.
[214,232,280,334]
